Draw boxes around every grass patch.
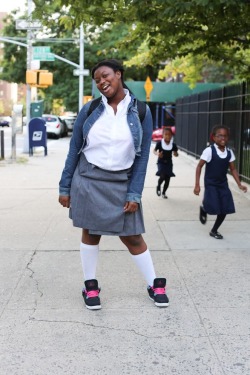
[16,156,29,164]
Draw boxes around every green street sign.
[33,46,55,61]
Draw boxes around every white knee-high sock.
[80,242,99,281]
[130,249,156,287]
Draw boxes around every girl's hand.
[158,151,163,158]
[239,184,248,193]
[59,195,70,208]
[124,201,138,213]
[193,186,200,195]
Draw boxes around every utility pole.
[23,0,33,152]
[73,24,89,111]
[79,23,84,112]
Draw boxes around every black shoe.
[156,186,161,196]
[82,279,101,310]
[147,278,169,307]
[162,193,168,199]
[210,231,223,239]
[199,206,207,224]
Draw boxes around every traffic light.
[83,96,93,104]
[26,70,37,85]
[38,71,53,87]
[26,70,53,88]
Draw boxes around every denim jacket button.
[130,123,133,126]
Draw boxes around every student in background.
[154,127,178,199]
[194,124,247,239]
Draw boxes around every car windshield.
[43,116,57,122]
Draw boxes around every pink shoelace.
[153,287,166,295]
[86,290,99,298]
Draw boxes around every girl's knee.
[120,234,143,247]
[82,229,101,245]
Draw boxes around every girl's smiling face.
[213,128,229,150]
[93,66,122,99]
[163,129,173,143]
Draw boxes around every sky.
[0,0,27,13]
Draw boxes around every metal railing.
[175,82,250,183]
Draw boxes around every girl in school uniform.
[154,127,178,198]
[194,125,247,239]
[59,59,169,310]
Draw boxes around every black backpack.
[87,97,147,124]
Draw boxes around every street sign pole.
[79,23,84,112]
[23,0,33,153]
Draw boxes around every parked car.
[0,116,11,127]
[42,114,68,138]
[152,126,176,142]
[61,114,77,132]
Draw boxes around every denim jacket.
[59,94,153,203]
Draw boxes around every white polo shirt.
[201,144,235,163]
[84,90,135,171]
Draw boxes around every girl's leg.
[158,176,164,187]
[120,234,169,307]
[80,229,101,281]
[162,176,170,195]
[81,229,102,310]
[211,214,226,233]
[157,177,164,196]
[120,235,156,286]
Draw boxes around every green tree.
[33,0,250,78]
[0,7,159,113]
[0,9,91,112]
[0,11,27,84]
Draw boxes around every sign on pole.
[73,69,90,76]
[144,76,153,101]
[33,46,55,61]
[16,19,42,30]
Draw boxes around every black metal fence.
[175,82,250,183]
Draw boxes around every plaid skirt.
[69,152,145,236]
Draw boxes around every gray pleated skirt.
[69,152,145,236]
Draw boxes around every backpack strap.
[87,97,102,117]
[136,99,147,124]
[87,96,146,124]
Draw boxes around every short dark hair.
[211,124,230,136]
[163,127,174,135]
[91,59,124,79]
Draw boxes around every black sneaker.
[147,278,169,307]
[156,186,161,196]
[209,231,223,239]
[162,193,168,199]
[199,206,207,224]
[82,279,101,310]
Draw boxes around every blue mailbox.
[28,117,47,156]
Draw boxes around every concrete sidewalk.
[0,138,250,375]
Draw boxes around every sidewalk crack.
[26,250,43,316]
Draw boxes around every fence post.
[0,130,4,159]
[239,81,246,179]
[195,94,199,157]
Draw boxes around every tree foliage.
[0,8,111,112]
[0,12,27,84]
[0,4,160,113]
[1,0,250,113]
[33,0,250,78]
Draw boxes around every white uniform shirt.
[200,143,235,163]
[161,138,173,150]
[84,89,135,171]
